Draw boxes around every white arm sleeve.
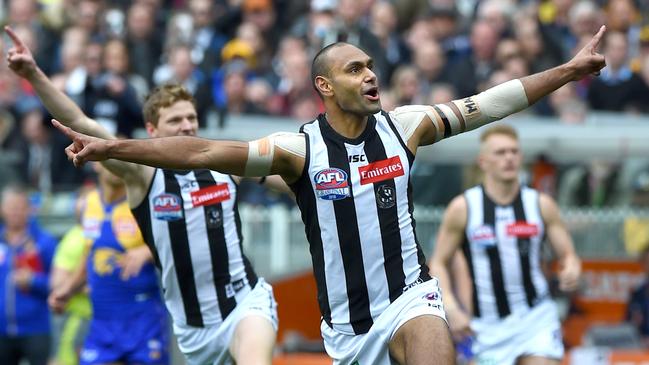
[244,132,306,176]
[451,79,529,133]
[388,105,435,143]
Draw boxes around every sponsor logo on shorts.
[358,156,404,185]
[153,193,183,221]
[190,184,230,207]
[80,349,98,362]
[148,339,162,359]
[506,222,539,238]
[423,291,440,302]
[470,225,497,247]
[376,184,396,209]
[314,168,350,200]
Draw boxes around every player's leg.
[229,314,276,365]
[125,303,169,365]
[388,314,455,365]
[516,356,561,365]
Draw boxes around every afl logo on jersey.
[471,225,497,247]
[153,193,183,221]
[314,168,350,200]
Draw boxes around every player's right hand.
[52,119,110,167]
[4,26,38,78]
[48,287,71,314]
[446,306,474,342]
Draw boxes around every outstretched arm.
[5,26,151,204]
[408,25,606,147]
[52,120,304,183]
[540,193,581,292]
[5,26,111,139]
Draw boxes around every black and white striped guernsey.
[461,185,549,321]
[132,168,258,327]
[291,112,431,335]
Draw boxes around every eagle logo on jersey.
[314,168,350,200]
[93,248,121,276]
[470,225,497,247]
[152,193,183,221]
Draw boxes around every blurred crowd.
[0,0,648,196]
[0,1,649,363]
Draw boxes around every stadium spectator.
[10,98,89,193]
[0,184,56,365]
[389,65,422,105]
[412,39,450,96]
[448,20,500,97]
[65,40,143,137]
[154,44,212,125]
[369,1,411,80]
[125,2,163,87]
[49,191,92,365]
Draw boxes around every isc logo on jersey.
[471,225,497,247]
[153,193,183,221]
[314,168,350,200]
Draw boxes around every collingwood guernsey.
[462,185,549,321]
[132,168,258,327]
[291,111,431,335]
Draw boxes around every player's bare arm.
[407,25,606,148]
[430,195,473,340]
[540,193,582,292]
[5,26,150,205]
[54,120,305,183]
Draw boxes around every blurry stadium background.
[2,0,649,364]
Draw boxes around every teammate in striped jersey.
[429,125,581,365]
[5,27,281,365]
[52,26,606,365]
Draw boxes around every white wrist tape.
[245,136,275,176]
[451,79,528,133]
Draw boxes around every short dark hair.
[311,42,347,97]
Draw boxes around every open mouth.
[363,87,380,101]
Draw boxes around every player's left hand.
[566,25,607,80]
[558,255,581,292]
[119,245,153,280]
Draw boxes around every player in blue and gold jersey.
[49,164,168,365]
